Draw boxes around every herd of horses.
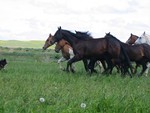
[43,27,150,77]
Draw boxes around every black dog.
[0,59,7,70]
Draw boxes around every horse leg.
[58,57,67,70]
[115,65,120,73]
[134,63,140,74]
[67,55,82,73]
[144,63,150,76]
[101,60,107,72]
[105,58,113,74]
[82,59,89,72]
[95,60,102,73]
[139,63,147,76]
[88,59,97,74]
[69,50,76,72]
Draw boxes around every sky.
[0,0,150,42]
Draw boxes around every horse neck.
[62,33,79,47]
[145,35,150,45]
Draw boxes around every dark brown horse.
[43,31,95,73]
[126,33,143,73]
[126,33,139,45]
[121,43,150,76]
[50,27,133,76]
[55,39,104,73]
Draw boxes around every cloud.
[0,0,150,41]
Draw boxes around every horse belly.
[84,46,106,58]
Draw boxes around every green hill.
[0,40,55,49]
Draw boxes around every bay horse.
[42,31,97,73]
[122,43,150,76]
[126,33,141,73]
[134,32,150,76]
[50,27,133,77]
[55,39,104,73]
[126,33,139,45]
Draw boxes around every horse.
[126,33,139,45]
[42,31,99,73]
[55,39,104,73]
[55,39,75,70]
[134,32,150,76]
[122,43,150,76]
[50,27,133,77]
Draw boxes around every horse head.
[126,33,139,45]
[52,26,63,44]
[55,39,69,53]
[135,32,150,44]
[43,33,55,50]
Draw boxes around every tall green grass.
[0,47,150,113]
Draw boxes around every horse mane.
[61,29,92,40]
[75,31,93,39]
[105,33,122,42]
[131,33,139,38]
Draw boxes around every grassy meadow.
[0,41,150,113]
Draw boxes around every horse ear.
[131,33,132,35]
[49,33,52,37]
[106,32,110,35]
[58,26,61,30]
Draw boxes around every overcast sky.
[0,0,150,42]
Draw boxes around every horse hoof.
[71,69,75,73]
[93,69,97,73]
[60,68,65,71]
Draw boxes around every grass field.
[0,46,150,113]
[0,40,55,49]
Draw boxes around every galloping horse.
[55,39,74,70]
[126,34,139,45]
[122,43,150,76]
[55,39,104,72]
[135,32,150,76]
[50,27,133,76]
[43,31,100,73]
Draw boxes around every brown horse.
[43,34,54,50]
[50,27,133,76]
[55,39,104,72]
[126,33,139,45]
[121,43,150,76]
[55,39,75,70]
[126,33,143,73]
